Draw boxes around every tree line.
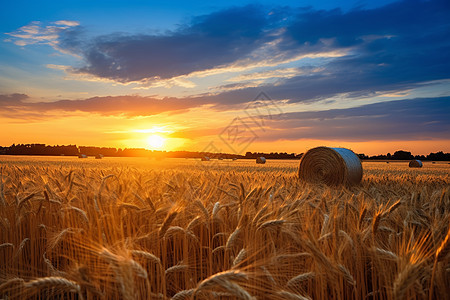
[0,144,449,161]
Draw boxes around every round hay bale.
[95,154,104,159]
[298,147,362,186]
[409,159,423,168]
[256,157,266,164]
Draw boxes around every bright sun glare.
[147,135,165,149]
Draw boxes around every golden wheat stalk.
[62,206,89,223]
[258,219,285,231]
[171,288,194,300]
[226,228,242,250]
[195,270,248,291]
[337,264,356,286]
[194,271,252,300]
[0,242,14,250]
[0,167,6,206]
[165,262,188,277]
[436,227,450,262]
[194,200,209,222]
[212,201,221,218]
[372,247,398,261]
[17,192,36,209]
[13,237,29,261]
[287,272,316,287]
[163,226,186,239]
[159,211,178,238]
[131,250,161,266]
[277,290,311,300]
[384,199,402,216]
[232,248,247,267]
[24,277,83,300]
[393,264,421,300]
[0,278,24,293]
[429,226,450,300]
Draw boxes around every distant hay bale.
[201,156,210,161]
[298,147,362,186]
[256,157,266,164]
[95,154,104,159]
[409,159,423,168]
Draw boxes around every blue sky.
[0,0,449,154]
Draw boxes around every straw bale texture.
[256,157,266,164]
[408,160,423,168]
[298,147,362,186]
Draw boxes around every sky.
[0,0,449,155]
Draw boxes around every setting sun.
[147,134,165,149]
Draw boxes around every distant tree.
[427,151,450,161]
[392,150,414,160]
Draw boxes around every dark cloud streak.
[1,93,448,142]
[257,97,450,141]
[0,94,210,118]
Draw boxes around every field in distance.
[0,156,449,299]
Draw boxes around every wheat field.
[0,156,449,299]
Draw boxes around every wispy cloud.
[227,68,304,82]
[1,92,449,144]
[253,97,450,142]
[5,20,79,47]
[0,93,210,118]
[168,96,450,142]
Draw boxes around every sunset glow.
[147,135,165,150]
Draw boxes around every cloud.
[227,68,305,82]
[60,5,274,83]
[54,20,80,27]
[57,0,448,99]
[0,93,211,118]
[198,0,450,104]
[5,20,79,47]
[0,94,57,122]
[39,96,208,117]
[273,0,450,99]
[153,97,450,143]
[1,92,449,144]
[0,93,28,105]
[254,97,450,141]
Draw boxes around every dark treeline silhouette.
[0,143,243,159]
[357,150,450,161]
[0,144,449,161]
